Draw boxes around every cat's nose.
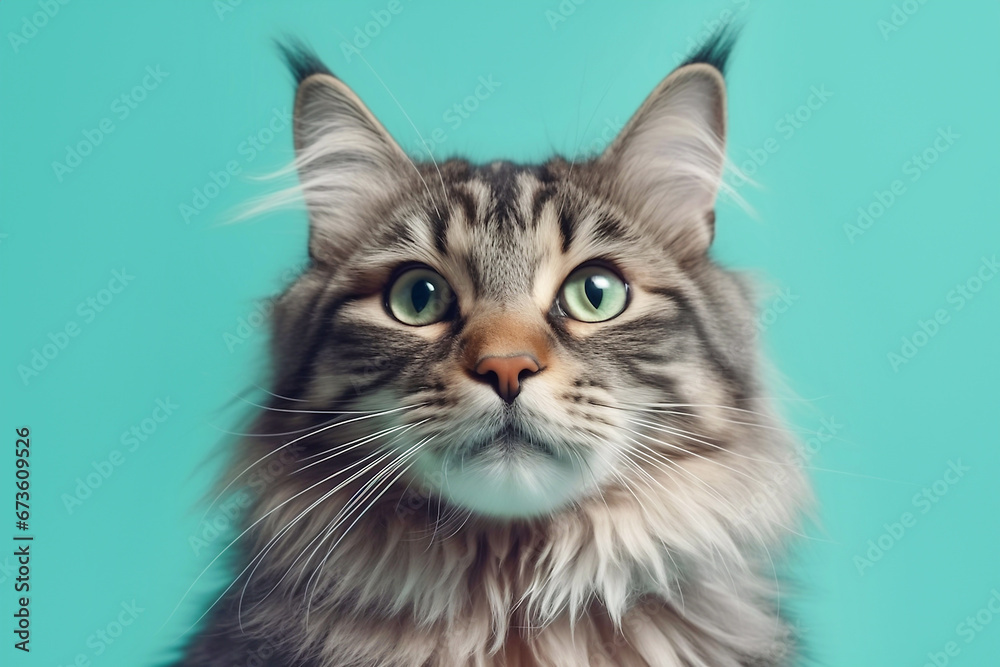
[473,355,541,403]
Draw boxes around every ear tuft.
[679,24,740,75]
[276,37,333,86]
[273,38,410,264]
[597,27,740,259]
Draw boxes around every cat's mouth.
[464,422,558,459]
[417,414,599,518]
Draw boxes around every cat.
[173,29,808,667]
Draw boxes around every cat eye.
[558,264,628,323]
[386,266,455,326]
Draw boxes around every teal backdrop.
[2,1,999,665]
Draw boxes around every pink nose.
[474,355,541,403]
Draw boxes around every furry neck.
[237,454,798,666]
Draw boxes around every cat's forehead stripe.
[434,165,543,299]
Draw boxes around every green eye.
[387,267,454,325]
[559,264,628,323]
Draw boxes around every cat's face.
[267,50,758,519]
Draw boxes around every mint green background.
[2,1,999,665]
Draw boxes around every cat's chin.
[410,444,598,519]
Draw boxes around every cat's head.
[264,37,763,520]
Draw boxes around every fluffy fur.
[175,31,808,667]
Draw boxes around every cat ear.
[282,44,410,260]
[598,55,730,258]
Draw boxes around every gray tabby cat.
[174,31,808,667]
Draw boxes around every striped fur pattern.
[176,33,808,667]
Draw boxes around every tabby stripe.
[593,212,627,241]
[484,163,524,229]
[452,187,478,230]
[430,206,448,254]
[558,207,575,253]
[530,185,556,225]
[650,287,749,393]
[282,292,355,399]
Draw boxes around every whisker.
[293,421,425,470]
[624,435,816,543]
[334,28,449,209]
[166,412,423,634]
[234,394,398,415]
[208,416,340,439]
[242,434,427,613]
[621,436,783,631]
[165,454,367,637]
[203,403,425,519]
[621,426,764,485]
[247,382,312,403]
[626,417,801,468]
[610,404,788,433]
[625,416,908,484]
[237,440,421,626]
[303,437,433,619]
